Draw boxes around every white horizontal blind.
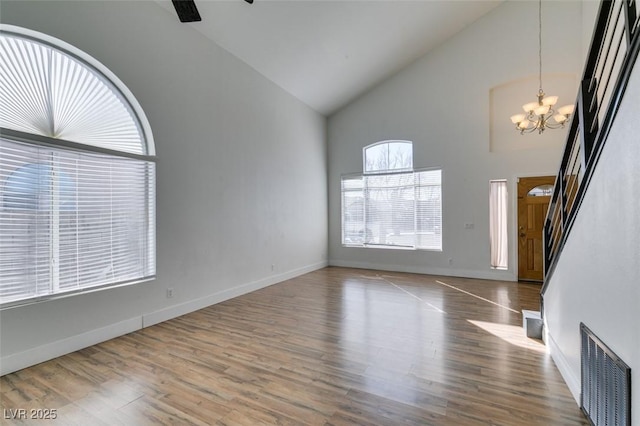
[365,172,415,247]
[0,31,145,155]
[0,26,155,307]
[341,169,442,250]
[0,138,155,304]
[416,170,442,250]
[0,142,51,299]
[341,176,365,245]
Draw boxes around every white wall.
[543,58,640,422]
[582,0,601,63]
[327,1,583,280]
[0,1,327,373]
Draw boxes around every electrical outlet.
[464,223,474,229]
[166,288,174,298]
[271,264,275,271]
[448,258,453,265]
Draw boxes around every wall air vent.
[581,323,631,426]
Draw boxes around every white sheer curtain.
[489,180,508,269]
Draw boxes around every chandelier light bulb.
[554,114,568,123]
[557,104,575,115]
[542,96,558,106]
[511,114,526,124]
[522,102,539,113]
[534,105,550,115]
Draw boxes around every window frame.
[362,140,413,175]
[0,25,156,309]
[343,140,443,251]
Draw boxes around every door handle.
[519,226,526,238]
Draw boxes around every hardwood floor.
[0,267,588,425]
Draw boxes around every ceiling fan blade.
[172,0,201,23]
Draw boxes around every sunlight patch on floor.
[468,319,547,353]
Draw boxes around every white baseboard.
[546,329,581,405]
[328,259,517,282]
[142,260,328,327]
[1,261,328,376]
[0,316,142,376]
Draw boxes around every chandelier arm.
[520,126,539,135]
[544,121,566,129]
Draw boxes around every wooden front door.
[517,176,555,282]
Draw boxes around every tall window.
[0,25,156,307]
[489,180,508,269]
[342,141,442,250]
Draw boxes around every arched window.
[342,141,442,250]
[363,140,413,173]
[0,25,156,307]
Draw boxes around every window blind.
[341,176,365,245]
[0,26,155,308]
[0,30,146,155]
[0,137,155,305]
[365,172,415,248]
[416,170,442,250]
[341,169,442,250]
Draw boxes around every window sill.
[342,244,442,252]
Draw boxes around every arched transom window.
[363,140,413,173]
[0,25,156,307]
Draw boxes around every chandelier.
[510,0,574,134]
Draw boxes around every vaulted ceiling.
[156,1,502,116]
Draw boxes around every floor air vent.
[581,323,631,426]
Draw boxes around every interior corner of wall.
[546,327,581,405]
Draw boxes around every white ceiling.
[156,0,502,116]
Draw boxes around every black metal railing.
[541,0,640,296]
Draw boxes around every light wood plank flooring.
[0,267,588,425]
